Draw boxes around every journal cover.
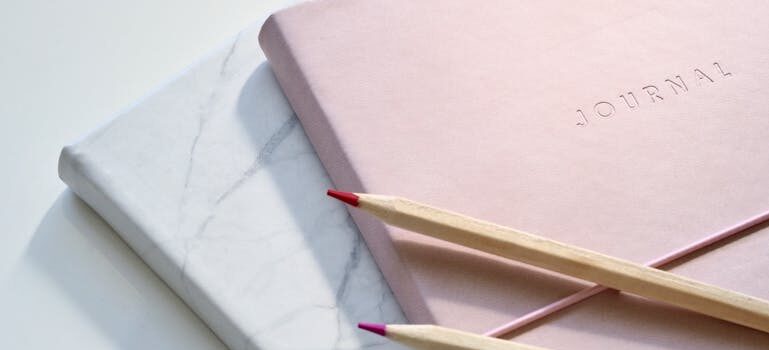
[259,0,769,348]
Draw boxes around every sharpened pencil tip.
[327,189,359,207]
[358,322,387,336]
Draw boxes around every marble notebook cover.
[260,0,769,348]
[58,17,408,350]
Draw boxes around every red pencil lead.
[327,189,359,207]
[358,322,387,336]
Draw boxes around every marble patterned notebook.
[259,0,769,348]
[58,16,407,350]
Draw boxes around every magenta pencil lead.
[358,322,387,336]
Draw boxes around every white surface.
[0,1,386,349]
[57,16,406,350]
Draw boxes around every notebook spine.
[57,145,242,348]
[258,13,433,324]
[58,146,157,261]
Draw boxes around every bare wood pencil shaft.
[387,325,547,350]
[358,194,769,333]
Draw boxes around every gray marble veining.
[59,21,407,350]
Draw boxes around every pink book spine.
[258,13,433,323]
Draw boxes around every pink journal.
[259,1,769,348]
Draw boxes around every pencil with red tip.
[328,190,769,333]
[358,322,547,350]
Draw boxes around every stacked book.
[61,0,769,348]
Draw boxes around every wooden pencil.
[328,190,769,333]
[358,322,548,350]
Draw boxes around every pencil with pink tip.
[358,322,547,350]
[328,189,769,333]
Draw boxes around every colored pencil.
[483,208,769,337]
[358,323,548,350]
[328,190,769,333]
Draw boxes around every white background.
[0,1,294,348]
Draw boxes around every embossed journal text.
[575,62,732,127]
